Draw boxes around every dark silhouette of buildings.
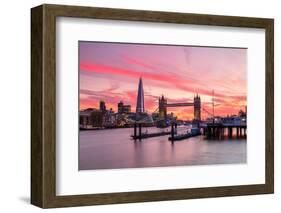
[118,101,131,114]
[91,110,104,127]
[99,100,106,112]
[79,77,204,130]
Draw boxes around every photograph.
[78,41,247,170]
[29,3,274,208]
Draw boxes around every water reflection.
[79,127,246,170]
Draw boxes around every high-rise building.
[99,100,106,112]
[118,101,131,114]
[118,101,124,113]
[136,77,145,113]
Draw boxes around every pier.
[131,122,201,141]
[131,122,246,141]
[203,123,247,139]
[131,123,170,140]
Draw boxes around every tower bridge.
[159,94,201,121]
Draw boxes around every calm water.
[79,127,246,170]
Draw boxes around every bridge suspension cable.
[202,107,213,117]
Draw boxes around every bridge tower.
[194,94,201,121]
[159,95,167,119]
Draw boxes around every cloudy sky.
[79,41,247,120]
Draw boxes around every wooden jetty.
[131,131,171,140]
[131,122,245,141]
[203,123,247,139]
[131,123,170,140]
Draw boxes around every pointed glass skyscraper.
[136,77,145,113]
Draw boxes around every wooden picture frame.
[31,4,274,208]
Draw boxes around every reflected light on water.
[79,127,246,170]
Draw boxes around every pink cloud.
[80,62,246,118]
[121,55,157,71]
[80,62,187,85]
[80,62,236,99]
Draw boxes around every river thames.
[79,127,246,170]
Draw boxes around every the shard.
[136,77,145,113]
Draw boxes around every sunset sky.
[79,42,247,120]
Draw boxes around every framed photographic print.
[31,4,274,208]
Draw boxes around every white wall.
[0,0,279,212]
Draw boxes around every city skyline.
[79,42,247,120]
